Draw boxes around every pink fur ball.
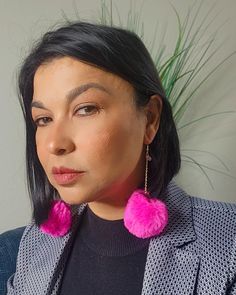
[40,200,72,237]
[124,190,168,239]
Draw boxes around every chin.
[57,189,92,205]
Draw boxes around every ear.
[143,95,163,145]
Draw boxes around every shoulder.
[0,226,26,242]
[167,181,236,256]
[167,180,236,231]
[190,194,236,232]
[191,193,236,213]
[0,226,26,294]
[190,194,236,255]
[190,194,236,252]
[167,181,236,231]
[169,183,236,290]
[188,193,236,291]
[0,226,26,260]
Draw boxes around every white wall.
[0,0,235,233]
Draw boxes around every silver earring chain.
[144,144,152,194]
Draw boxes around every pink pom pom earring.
[40,199,72,237]
[123,144,168,239]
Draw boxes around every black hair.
[18,21,181,226]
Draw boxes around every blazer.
[2,181,236,295]
[0,227,25,295]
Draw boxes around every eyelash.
[33,105,99,127]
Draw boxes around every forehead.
[33,57,134,98]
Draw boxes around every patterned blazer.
[3,182,236,294]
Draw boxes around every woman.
[2,21,235,294]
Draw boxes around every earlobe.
[144,124,158,145]
[143,95,162,145]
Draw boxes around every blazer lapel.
[49,203,85,295]
[19,203,87,295]
[141,182,200,295]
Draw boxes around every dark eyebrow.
[31,82,110,110]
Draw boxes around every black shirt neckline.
[78,205,150,257]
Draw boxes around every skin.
[31,57,162,220]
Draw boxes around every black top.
[59,205,150,295]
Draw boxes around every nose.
[46,124,76,156]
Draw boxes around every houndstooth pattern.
[6,181,236,294]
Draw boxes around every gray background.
[0,0,235,233]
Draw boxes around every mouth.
[52,166,85,185]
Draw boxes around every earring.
[40,200,72,237]
[123,145,168,239]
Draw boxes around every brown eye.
[75,105,99,116]
[34,117,52,127]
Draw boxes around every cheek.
[80,116,144,174]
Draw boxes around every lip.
[52,166,82,174]
[52,166,85,185]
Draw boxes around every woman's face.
[32,57,156,218]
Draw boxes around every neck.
[88,179,144,220]
[88,153,146,220]
[88,202,125,220]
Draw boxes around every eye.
[74,105,99,116]
[33,117,52,127]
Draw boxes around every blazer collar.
[162,180,197,247]
[141,181,199,294]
